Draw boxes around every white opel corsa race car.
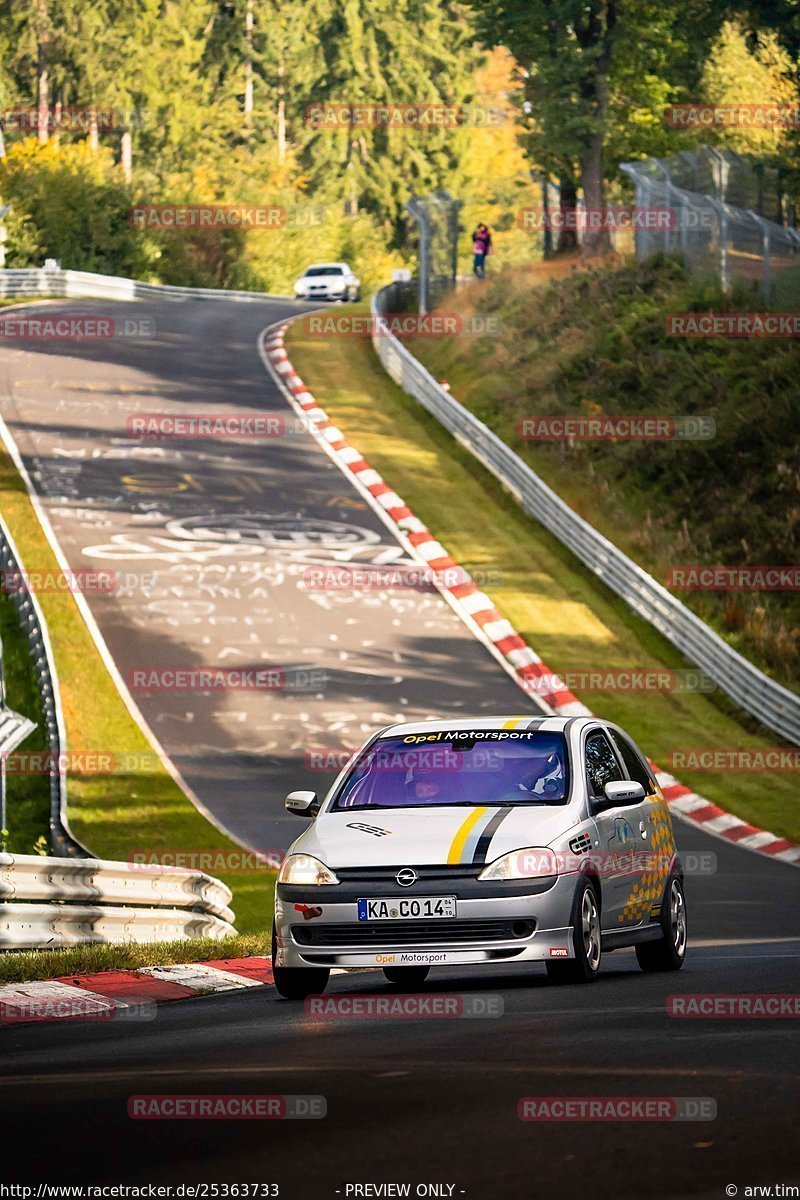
[273,716,687,999]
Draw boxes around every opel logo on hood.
[396,868,417,887]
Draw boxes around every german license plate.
[357,896,456,921]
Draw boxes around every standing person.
[472,222,492,278]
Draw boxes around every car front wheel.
[546,877,602,984]
[271,924,330,1000]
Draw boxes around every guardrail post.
[748,210,772,298]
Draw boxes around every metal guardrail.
[371,282,800,746]
[0,267,292,303]
[0,514,86,856]
[0,852,236,948]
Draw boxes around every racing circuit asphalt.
[0,297,542,849]
[0,298,798,1197]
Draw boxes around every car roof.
[305,262,349,270]
[376,715,600,737]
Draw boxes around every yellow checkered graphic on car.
[618,801,676,924]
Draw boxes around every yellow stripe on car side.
[502,717,528,729]
[447,806,489,864]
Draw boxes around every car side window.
[609,730,656,794]
[584,731,624,799]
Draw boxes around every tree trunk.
[37,64,49,144]
[121,130,132,181]
[277,53,286,163]
[52,97,61,146]
[36,0,50,143]
[244,0,254,135]
[580,131,607,252]
[577,0,616,254]
[556,173,579,253]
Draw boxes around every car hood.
[289,805,578,868]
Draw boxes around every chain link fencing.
[405,191,462,313]
[621,146,800,298]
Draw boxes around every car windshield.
[332,731,570,809]
[305,266,343,276]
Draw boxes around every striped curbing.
[261,322,799,869]
[0,958,274,1026]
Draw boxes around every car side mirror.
[598,780,646,811]
[285,790,319,817]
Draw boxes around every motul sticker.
[550,948,569,957]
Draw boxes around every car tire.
[545,877,602,984]
[635,875,687,972]
[271,924,330,1000]
[382,966,430,989]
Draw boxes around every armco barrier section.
[0,852,235,948]
[0,267,291,303]
[371,283,800,746]
[0,514,85,856]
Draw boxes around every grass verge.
[0,933,271,985]
[0,440,275,935]
[286,309,800,844]
[0,586,51,854]
[406,257,800,690]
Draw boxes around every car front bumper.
[295,286,347,300]
[274,872,578,969]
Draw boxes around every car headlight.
[278,854,339,886]
[478,848,559,881]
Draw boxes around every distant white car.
[294,262,360,302]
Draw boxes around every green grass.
[286,310,800,844]
[406,257,800,692]
[0,588,51,854]
[0,443,275,935]
[0,933,271,985]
